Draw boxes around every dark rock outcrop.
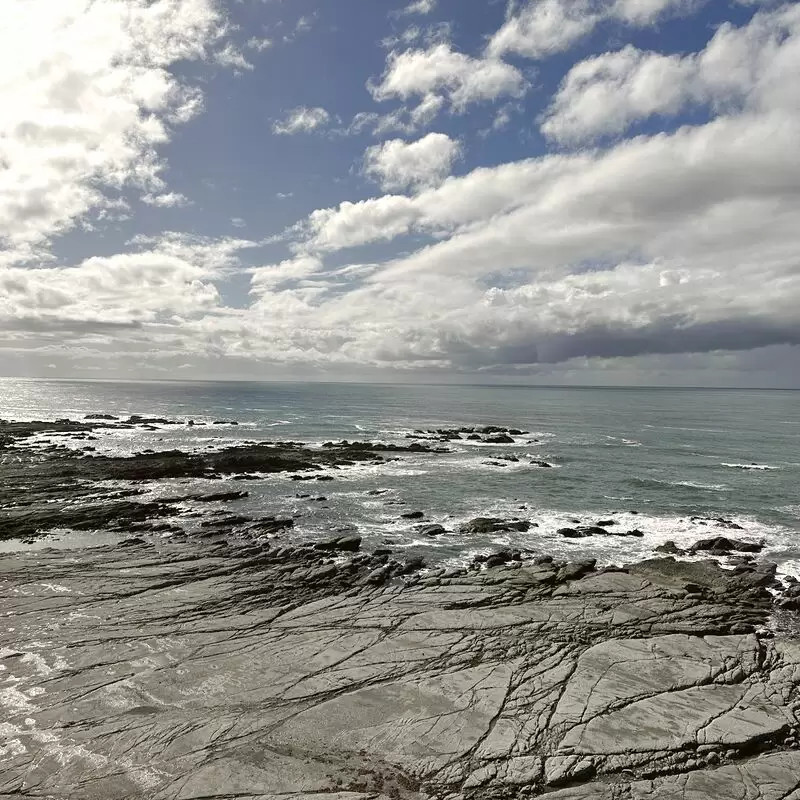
[560,525,644,539]
[417,524,447,537]
[460,517,531,535]
[314,534,362,552]
[484,433,514,444]
[690,536,764,554]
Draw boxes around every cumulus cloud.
[487,0,697,59]
[370,43,527,113]
[0,233,255,336]
[272,106,331,135]
[0,0,235,265]
[541,4,800,143]
[264,4,799,374]
[363,133,462,191]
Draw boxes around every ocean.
[2,378,799,575]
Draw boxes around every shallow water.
[1,379,798,574]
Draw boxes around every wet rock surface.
[1,538,799,800]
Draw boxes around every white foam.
[640,478,730,492]
[722,463,777,471]
[0,725,26,758]
[378,499,798,576]
[442,454,559,473]
[672,480,729,491]
[311,460,431,481]
[603,436,643,447]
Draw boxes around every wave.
[722,463,777,471]
[673,480,729,491]
[444,455,559,472]
[603,436,642,447]
[409,505,797,578]
[630,476,729,491]
[643,425,728,433]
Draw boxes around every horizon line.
[1,376,798,391]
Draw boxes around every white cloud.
[246,36,273,52]
[410,93,447,126]
[487,0,697,59]
[487,0,599,60]
[250,255,322,297]
[613,0,696,24]
[0,234,255,333]
[215,42,253,71]
[0,0,234,264]
[344,99,445,138]
[400,0,437,15]
[541,46,695,142]
[363,133,462,191]
[370,43,527,112]
[283,13,316,43]
[142,192,191,208]
[382,21,452,49]
[541,4,800,143]
[272,106,331,135]
[258,22,799,373]
[304,195,421,253]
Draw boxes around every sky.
[1,0,800,387]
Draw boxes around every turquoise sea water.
[1,379,799,573]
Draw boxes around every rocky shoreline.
[0,418,444,543]
[1,418,799,798]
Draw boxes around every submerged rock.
[560,525,643,539]
[656,539,684,555]
[417,524,447,537]
[460,517,531,534]
[690,536,764,554]
[484,433,515,444]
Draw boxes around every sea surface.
[2,379,799,575]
